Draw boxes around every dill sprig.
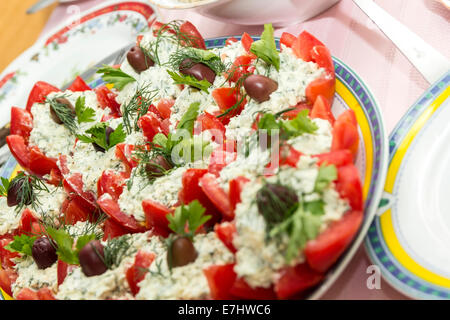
[122,84,158,134]
[103,234,134,269]
[7,172,50,214]
[46,96,78,134]
[168,48,226,75]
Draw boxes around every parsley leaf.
[167,70,211,93]
[108,123,127,148]
[250,24,280,71]
[75,96,96,124]
[4,234,37,256]
[314,164,337,192]
[46,227,78,265]
[97,65,136,91]
[167,200,211,240]
[0,177,10,197]
[281,109,318,137]
[177,102,200,135]
[77,123,126,151]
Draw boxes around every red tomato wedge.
[26,81,60,112]
[212,87,247,125]
[37,288,56,300]
[63,173,98,213]
[230,278,276,300]
[179,21,206,49]
[292,31,325,62]
[141,199,172,236]
[115,143,138,176]
[304,210,363,273]
[311,45,335,75]
[138,112,164,142]
[63,198,91,225]
[207,148,236,177]
[18,209,39,235]
[29,146,58,177]
[241,32,254,52]
[281,102,312,120]
[331,110,359,157]
[194,112,226,144]
[0,268,18,297]
[229,176,249,211]
[225,37,238,46]
[310,95,335,125]
[67,76,91,92]
[97,194,145,233]
[126,250,155,296]
[97,170,125,201]
[95,85,121,116]
[103,218,130,240]
[336,164,363,211]
[0,235,20,268]
[214,222,237,254]
[314,149,353,168]
[6,135,30,170]
[274,263,324,299]
[57,260,68,286]
[156,98,174,119]
[16,288,39,300]
[226,55,255,84]
[199,173,234,220]
[306,75,335,106]
[10,107,33,141]
[203,263,237,300]
[280,32,296,49]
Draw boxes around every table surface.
[2,0,450,300]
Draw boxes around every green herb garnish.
[77,122,126,151]
[4,234,37,256]
[122,84,157,134]
[75,96,96,124]
[103,235,133,269]
[46,96,77,134]
[169,47,226,75]
[167,70,211,93]
[97,65,136,90]
[167,200,211,240]
[6,172,50,214]
[250,23,280,71]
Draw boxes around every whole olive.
[127,46,154,73]
[168,236,198,268]
[243,74,278,103]
[92,126,114,153]
[50,97,75,124]
[32,237,58,269]
[7,178,32,207]
[179,58,215,84]
[256,183,298,225]
[78,240,108,277]
[145,155,172,178]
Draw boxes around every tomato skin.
[274,263,324,299]
[336,164,363,211]
[226,55,255,84]
[199,173,234,220]
[26,81,60,112]
[63,173,98,213]
[67,76,91,92]
[207,148,236,177]
[280,32,296,49]
[331,110,359,158]
[214,222,237,254]
[156,98,174,119]
[230,278,276,300]
[311,45,335,75]
[37,287,56,300]
[138,112,164,142]
[97,194,145,233]
[29,146,59,177]
[141,199,172,237]
[314,149,353,168]
[305,210,363,273]
[97,170,125,201]
[57,260,68,286]
[126,250,155,296]
[194,112,226,144]
[241,32,254,52]
[0,235,20,268]
[203,263,237,300]
[63,198,90,225]
[281,102,312,120]
[211,87,246,125]
[0,268,18,297]
[10,107,33,141]
[115,143,138,177]
[229,176,249,211]
[292,31,325,62]
[310,95,335,125]
[6,135,30,170]
[179,21,206,49]
[16,288,39,300]
[225,37,238,46]
[95,85,121,116]
[18,209,39,235]
[306,75,335,106]
[103,218,130,240]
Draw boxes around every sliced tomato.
[225,55,255,84]
[6,135,30,170]
[0,235,20,268]
[115,143,138,176]
[138,112,164,142]
[26,81,60,112]
[0,268,18,297]
[10,107,33,141]
[95,85,121,116]
[314,150,353,168]
[16,288,39,300]
[156,98,174,119]
[311,45,335,75]
[225,37,238,46]
[331,110,359,157]
[179,21,206,49]
[18,209,39,235]
[305,75,335,105]
[37,288,56,300]
[207,148,236,177]
[280,32,296,49]
[141,199,172,237]
[305,210,363,273]
[279,145,303,168]
[47,168,63,186]
[136,35,144,46]
[57,154,69,176]
[126,250,155,296]
[67,76,91,92]
[229,176,249,211]
[199,173,233,220]
[29,146,58,177]
[63,173,98,213]
[274,263,324,299]
[230,278,276,300]
[103,218,130,240]
[212,87,246,125]
[214,222,237,254]
[281,102,312,120]
[179,168,221,226]
[310,95,335,125]
[336,164,363,211]
[292,31,325,62]
[97,194,145,233]
[57,260,72,286]
[203,263,237,300]
[97,170,125,201]
[63,198,90,225]
[151,21,176,37]
[241,32,254,52]
[194,112,226,144]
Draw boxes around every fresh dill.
[122,84,157,134]
[103,234,134,269]
[168,48,226,75]
[46,96,78,134]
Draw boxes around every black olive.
[49,97,75,124]
[32,237,58,269]
[256,183,298,225]
[243,74,278,103]
[145,155,172,178]
[7,178,32,207]
[78,240,108,277]
[179,58,216,84]
[127,46,154,73]
[167,236,198,268]
[92,126,114,153]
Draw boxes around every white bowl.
[149,0,341,26]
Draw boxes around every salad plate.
[0,31,388,299]
[365,71,450,300]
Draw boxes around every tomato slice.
[67,76,91,92]
[97,194,145,233]
[57,260,68,286]
[156,98,174,119]
[311,45,335,76]
[179,21,206,49]
[305,75,335,106]
[229,176,249,211]
[199,173,233,220]
[6,135,30,170]
[212,87,246,125]
[292,31,325,62]
[63,198,91,225]
[280,32,296,49]
[274,263,324,299]
[0,268,18,297]
[241,32,254,52]
[138,112,164,142]
[203,263,237,300]
[281,102,312,120]
[0,235,20,268]
[214,222,237,254]
[225,37,238,46]
[10,107,33,141]
[331,110,359,158]
[103,218,130,240]
[95,85,121,116]
[97,170,125,201]
[314,150,353,168]
[304,210,363,273]
[194,112,226,144]
[141,199,172,237]
[126,250,155,296]
[225,55,255,84]
[16,288,39,300]
[26,81,60,112]
[37,287,56,300]
[207,148,236,177]
[336,164,363,211]
[17,209,39,235]
[115,143,138,177]
[29,146,58,177]
[63,173,98,213]
[310,94,335,125]
[230,278,276,300]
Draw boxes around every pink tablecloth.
[40,0,450,300]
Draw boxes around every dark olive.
[256,183,298,225]
[243,74,278,103]
[145,155,172,178]
[49,97,75,124]
[127,46,154,73]
[32,237,58,269]
[92,126,114,153]
[78,240,108,277]
[179,58,216,84]
[168,236,198,268]
[7,178,32,207]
